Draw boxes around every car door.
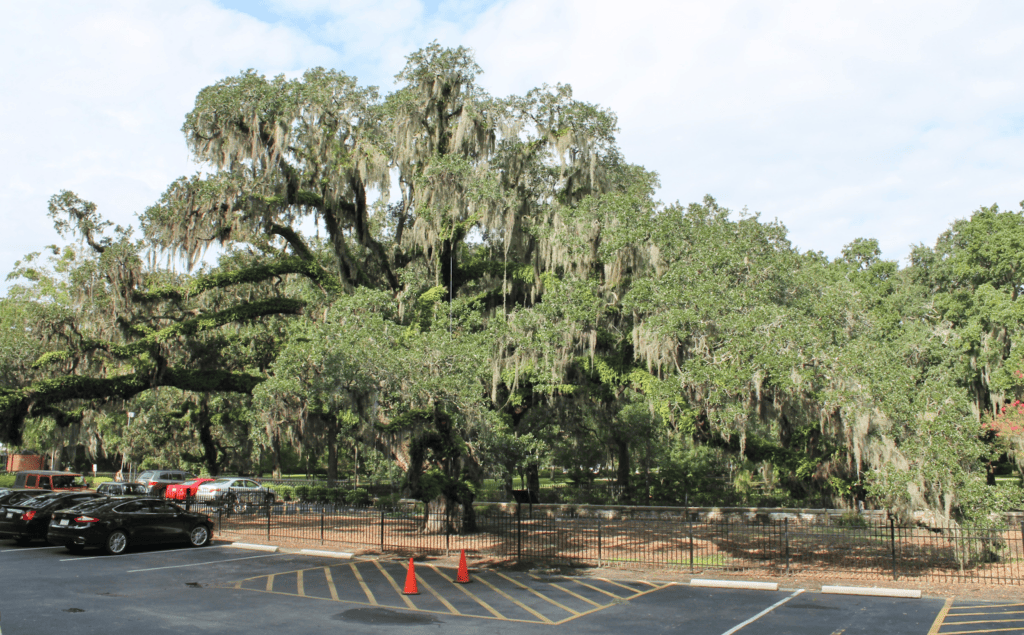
[113,500,152,543]
[146,500,189,542]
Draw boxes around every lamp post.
[119,412,135,481]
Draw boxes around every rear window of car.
[69,499,115,513]
[25,493,67,508]
[1,492,42,506]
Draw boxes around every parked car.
[164,478,215,501]
[48,497,213,554]
[0,490,44,507]
[95,482,150,497]
[13,470,90,491]
[134,470,193,497]
[195,478,275,512]
[0,491,103,544]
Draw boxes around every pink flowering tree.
[983,393,1024,483]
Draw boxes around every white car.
[195,478,275,512]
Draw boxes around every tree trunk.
[616,438,633,503]
[197,401,220,476]
[327,432,338,488]
[526,463,540,494]
[270,430,282,479]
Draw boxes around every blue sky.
[3,1,1024,293]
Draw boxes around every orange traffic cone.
[403,557,420,595]
[455,549,471,583]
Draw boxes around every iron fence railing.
[204,499,1024,585]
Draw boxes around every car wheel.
[104,530,128,555]
[188,524,211,547]
[230,495,248,514]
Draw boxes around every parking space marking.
[230,560,672,626]
[350,562,378,605]
[59,545,227,562]
[425,564,505,619]
[924,600,1024,635]
[597,577,649,593]
[323,567,340,601]
[495,571,580,615]
[128,552,282,573]
[371,559,417,609]
[719,589,804,635]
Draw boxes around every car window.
[70,498,114,513]
[2,492,41,506]
[51,475,83,488]
[25,493,64,508]
[25,475,37,487]
[211,478,233,485]
[115,501,147,514]
[126,483,147,494]
[150,501,179,514]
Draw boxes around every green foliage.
[0,474,15,488]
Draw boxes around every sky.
[3,0,1024,293]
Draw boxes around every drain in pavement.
[333,608,440,625]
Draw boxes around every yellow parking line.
[495,572,580,615]
[551,582,671,626]
[596,577,645,594]
[475,574,554,624]
[324,567,340,601]
[426,565,506,619]
[547,582,603,608]
[950,611,1024,617]
[569,579,630,600]
[415,576,461,615]
[938,628,1024,635]
[372,560,417,610]
[350,563,377,605]
[942,619,1024,625]
[297,570,304,597]
[266,574,274,592]
[952,604,1024,610]
[929,598,954,635]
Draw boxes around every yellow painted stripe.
[595,577,645,594]
[547,582,602,607]
[324,567,340,602]
[943,619,1024,625]
[297,570,304,597]
[938,628,1024,635]
[952,604,1024,610]
[350,563,377,605]
[950,611,1024,617]
[234,580,243,589]
[373,560,417,610]
[426,565,506,619]
[415,575,461,615]
[265,574,274,592]
[475,574,554,623]
[569,579,630,600]
[494,571,579,615]
[551,582,672,626]
[930,598,954,635]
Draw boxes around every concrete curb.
[690,579,779,591]
[228,542,279,553]
[299,549,354,559]
[821,585,921,599]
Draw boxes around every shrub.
[325,487,344,504]
[346,488,370,506]
[834,512,869,528]
[310,485,329,502]
[375,493,401,509]
[0,474,15,488]
[294,485,311,501]
[276,485,294,501]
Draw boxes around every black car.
[95,482,150,497]
[0,491,103,544]
[48,497,214,554]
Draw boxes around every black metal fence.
[199,499,1024,585]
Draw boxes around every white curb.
[228,542,279,552]
[300,549,354,559]
[821,585,921,598]
[690,579,779,591]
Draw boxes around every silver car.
[195,478,274,513]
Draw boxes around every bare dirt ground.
[216,527,1022,602]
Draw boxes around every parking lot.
[1,539,1018,634]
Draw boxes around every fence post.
[688,515,694,573]
[320,508,325,545]
[597,519,602,567]
[266,503,271,540]
[890,515,898,581]
[784,517,790,576]
[380,507,385,552]
[516,504,522,561]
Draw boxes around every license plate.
[5,513,11,519]
[60,519,69,526]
